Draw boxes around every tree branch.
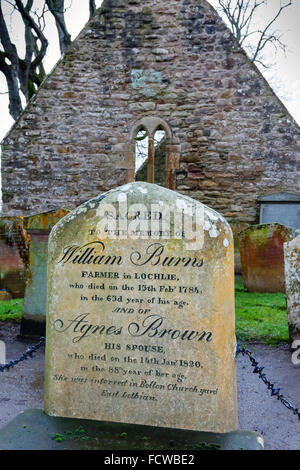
[14,0,48,69]
[216,0,292,66]
[89,0,96,18]
[0,3,23,119]
[45,0,71,54]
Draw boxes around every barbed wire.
[236,344,300,422]
[0,337,45,372]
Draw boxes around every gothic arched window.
[130,117,179,190]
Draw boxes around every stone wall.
[1,0,300,223]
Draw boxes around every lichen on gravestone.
[44,182,237,434]
[284,235,300,344]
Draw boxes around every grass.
[235,276,289,344]
[0,298,23,323]
[0,278,290,344]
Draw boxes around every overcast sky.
[209,0,300,123]
[0,0,299,143]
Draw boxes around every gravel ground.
[0,322,299,450]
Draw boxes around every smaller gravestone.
[44,182,238,434]
[230,223,249,275]
[258,193,300,236]
[0,291,12,301]
[0,216,28,298]
[239,223,293,293]
[20,209,69,337]
[284,235,300,344]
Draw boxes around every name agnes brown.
[53,313,213,344]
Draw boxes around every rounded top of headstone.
[24,209,70,233]
[238,222,293,243]
[53,181,229,219]
[48,183,233,265]
[284,231,300,249]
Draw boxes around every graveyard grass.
[0,299,23,322]
[0,278,289,344]
[235,276,289,344]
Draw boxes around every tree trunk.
[45,0,71,54]
[89,0,96,18]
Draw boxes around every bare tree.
[216,0,292,67]
[0,0,50,119]
[89,0,96,19]
[45,0,71,54]
[0,0,99,121]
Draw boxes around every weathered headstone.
[0,216,28,298]
[0,290,12,301]
[230,223,249,275]
[284,235,300,343]
[44,182,237,433]
[239,223,293,293]
[20,209,70,337]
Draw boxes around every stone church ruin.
[1,0,299,229]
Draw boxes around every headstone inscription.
[44,182,237,433]
[284,235,300,344]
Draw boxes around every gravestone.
[44,182,238,434]
[239,223,293,293]
[0,216,28,298]
[284,235,300,344]
[20,209,70,337]
[230,223,249,275]
[258,193,300,236]
[0,291,12,301]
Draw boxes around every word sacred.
[95,197,205,250]
[57,241,204,269]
